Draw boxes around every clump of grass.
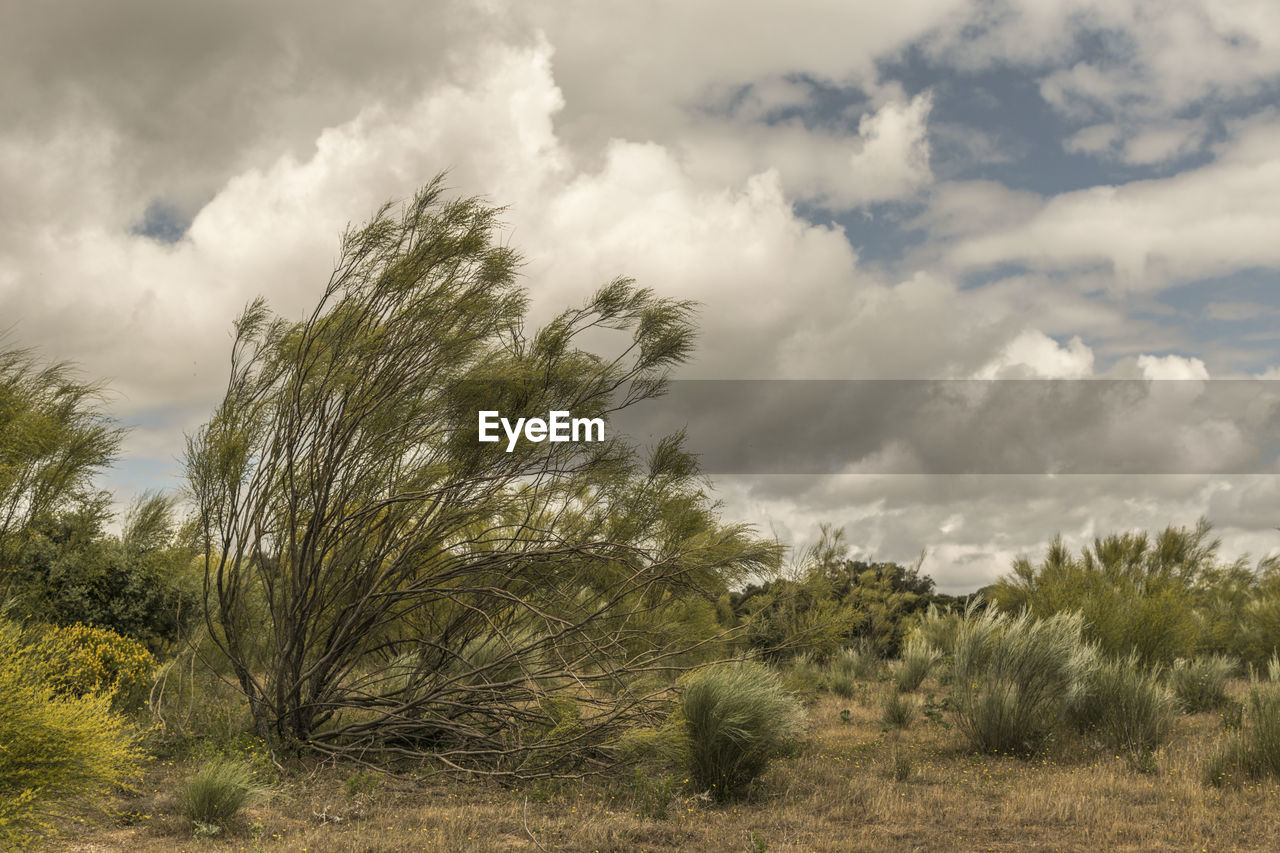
[892,638,941,693]
[1169,655,1234,713]
[828,646,878,698]
[176,756,270,829]
[1069,653,1176,755]
[891,749,912,782]
[787,653,824,689]
[680,662,806,802]
[913,604,965,657]
[880,693,918,730]
[946,605,1093,755]
[1203,681,1280,786]
[1204,734,1250,787]
[832,646,879,681]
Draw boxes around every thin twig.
[523,797,547,852]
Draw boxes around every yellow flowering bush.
[26,622,155,710]
[0,620,142,847]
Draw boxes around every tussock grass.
[1069,653,1175,754]
[1170,655,1235,713]
[680,662,806,801]
[892,638,941,693]
[880,692,918,730]
[175,756,270,829]
[945,606,1093,754]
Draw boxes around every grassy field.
[61,681,1280,853]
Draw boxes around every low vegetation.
[175,756,271,832]
[678,662,806,801]
[9,182,1280,849]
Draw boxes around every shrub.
[1169,655,1234,713]
[0,621,140,847]
[26,622,156,711]
[880,693,917,730]
[1069,653,1175,754]
[988,524,1217,665]
[892,638,941,693]
[679,662,806,801]
[176,756,270,829]
[946,606,1093,754]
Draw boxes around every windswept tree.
[186,177,778,775]
[0,346,123,589]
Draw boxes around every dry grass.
[60,680,1280,852]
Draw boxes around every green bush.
[176,756,270,829]
[945,606,1093,754]
[0,621,140,847]
[1169,655,1234,713]
[988,524,1220,666]
[828,672,857,699]
[892,638,940,693]
[679,662,806,801]
[12,496,198,652]
[26,622,156,711]
[1069,653,1175,754]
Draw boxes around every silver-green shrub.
[176,756,270,829]
[679,662,806,801]
[1069,653,1176,754]
[1169,655,1235,712]
[945,606,1093,754]
[892,637,941,693]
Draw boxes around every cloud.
[975,330,1095,378]
[942,120,1280,288]
[1065,119,1210,165]
[5,0,1280,584]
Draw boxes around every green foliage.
[625,768,680,820]
[833,645,879,681]
[735,526,935,661]
[176,756,270,829]
[1068,653,1175,754]
[780,652,824,696]
[25,622,155,711]
[989,522,1219,665]
[892,637,941,693]
[0,620,140,847]
[943,605,1093,754]
[679,662,806,801]
[186,178,779,769]
[12,494,198,651]
[1169,655,1235,713]
[0,346,124,591]
[880,693,917,730]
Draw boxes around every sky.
[4,0,1280,591]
